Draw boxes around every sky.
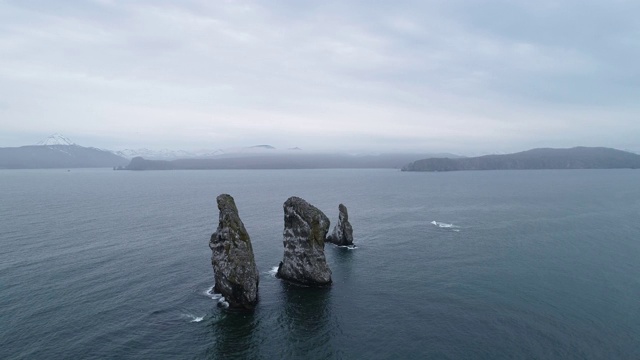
[0,0,639,154]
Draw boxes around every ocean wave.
[268,266,279,277]
[184,314,205,323]
[205,286,230,308]
[204,285,222,300]
[218,296,229,308]
[431,221,460,231]
[338,245,358,250]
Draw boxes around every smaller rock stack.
[209,194,259,310]
[326,203,354,246]
[276,196,332,286]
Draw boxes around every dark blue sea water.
[1,169,639,359]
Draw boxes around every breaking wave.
[184,314,205,323]
[268,266,279,277]
[218,296,229,308]
[431,221,461,231]
[338,245,358,250]
[204,285,222,300]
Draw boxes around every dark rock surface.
[327,204,354,246]
[209,194,259,310]
[276,196,332,286]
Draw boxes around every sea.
[1,168,639,359]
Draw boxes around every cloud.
[0,0,638,153]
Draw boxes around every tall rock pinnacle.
[326,203,354,246]
[209,194,259,310]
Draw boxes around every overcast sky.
[0,0,639,154]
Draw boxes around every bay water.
[1,169,639,359]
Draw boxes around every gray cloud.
[0,0,638,153]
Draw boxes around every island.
[402,147,640,172]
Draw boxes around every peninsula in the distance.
[402,147,640,172]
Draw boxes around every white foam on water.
[217,297,229,308]
[184,314,205,323]
[431,221,460,229]
[268,266,279,277]
[338,245,358,250]
[204,285,222,300]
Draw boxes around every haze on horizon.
[0,0,639,154]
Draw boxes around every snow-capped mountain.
[36,133,75,146]
[1,134,128,168]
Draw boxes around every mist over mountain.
[0,135,462,169]
[113,144,286,160]
[113,148,206,160]
[402,147,640,172]
[124,152,460,170]
[112,143,461,170]
[12,135,637,172]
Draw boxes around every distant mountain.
[2,134,464,170]
[0,135,129,169]
[402,147,640,172]
[123,152,460,170]
[247,145,275,150]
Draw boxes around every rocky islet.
[326,203,354,246]
[276,196,333,286]
[209,195,354,310]
[209,194,260,310]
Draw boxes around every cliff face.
[209,194,259,310]
[327,204,354,246]
[276,196,332,286]
[402,147,640,172]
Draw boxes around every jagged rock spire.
[209,194,259,310]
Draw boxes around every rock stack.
[276,196,332,286]
[209,194,259,310]
[326,203,354,246]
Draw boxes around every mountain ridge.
[1,134,128,169]
[402,147,640,172]
[0,144,129,169]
